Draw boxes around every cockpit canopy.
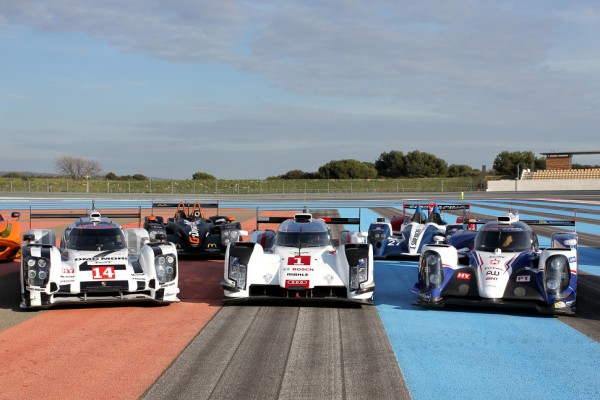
[275,219,331,248]
[474,222,533,253]
[66,220,126,251]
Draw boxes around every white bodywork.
[20,222,180,309]
[221,214,374,303]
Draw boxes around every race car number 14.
[92,266,116,280]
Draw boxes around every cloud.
[1,1,600,178]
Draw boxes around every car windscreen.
[474,228,531,252]
[275,231,330,247]
[68,228,126,251]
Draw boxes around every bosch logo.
[292,268,314,272]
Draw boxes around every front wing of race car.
[412,244,577,315]
[221,242,374,304]
[20,229,180,309]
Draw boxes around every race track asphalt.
[1,198,599,400]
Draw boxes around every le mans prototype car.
[368,203,468,259]
[412,211,578,314]
[21,209,180,309]
[221,211,374,303]
[144,202,247,257]
[0,211,21,261]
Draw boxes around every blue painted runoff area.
[374,260,600,400]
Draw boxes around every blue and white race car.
[368,203,468,259]
[221,212,374,304]
[412,212,577,314]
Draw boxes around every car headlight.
[155,253,176,284]
[24,256,50,287]
[222,229,240,246]
[545,255,569,295]
[228,256,247,290]
[350,258,368,290]
[420,250,443,289]
[149,230,158,240]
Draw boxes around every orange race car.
[0,211,21,261]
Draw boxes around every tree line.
[3,150,598,181]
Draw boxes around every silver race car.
[221,212,374,304]
[21,209,180,309]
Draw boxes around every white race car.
[221,212,374,304]
[21,209,180,309]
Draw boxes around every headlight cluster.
[149,230,159,240]
[24,257,50,287]
[155,253,176,284]
[221,229,240,246]
[420,251,443,289]
[228,256,247,290]
[545,255,570,294]
[350,258,368,290]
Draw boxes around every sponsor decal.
[91,266,116,280]
[27,287,47,292]
[419,293,432,302]
[288,256,311,266]
[410,228,423,246]
[75,257,127,262]
[516,275,530,282]
[286,273,309,277]
[568,256,576,263]
[489,259,501,265]
[486,277,498,281]
[486,270,500,276]
[285,280,309,289]
[292,267,314,272]
[207,243,218,248]
[62,268,75,274]
[456,272,471,280]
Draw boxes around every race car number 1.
[91,266,116,280]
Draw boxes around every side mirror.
[12,211,20,219]
[23,233,35,242]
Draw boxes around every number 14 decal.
[92,266,116,280]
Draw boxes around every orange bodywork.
[0,212,22,260]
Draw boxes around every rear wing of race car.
[29,207,143,229]
[151,201,219,213]
[151,201,220,220]
[255,210,361,230]
[459,217,576,229]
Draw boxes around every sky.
[1,0,599,179]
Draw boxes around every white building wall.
[487,179,600,191]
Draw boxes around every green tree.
[282,169,307,179]
[404,151,448,177]
[448,164,478,177]
[105,172,118,180]
[132,174,148,181]
[492,151,542,177]
[317,159,378,179]
[192,171,216,180]
[375,150,406,178]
